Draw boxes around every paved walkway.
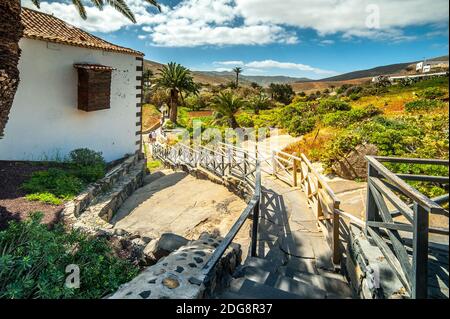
[111,169,251,253]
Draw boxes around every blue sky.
[23,0,449,79]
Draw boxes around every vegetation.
[269,83,295,104]
[155,62,198,123]
[0,213,138,299]
[233,67,243,87]
[211,91,245,129]
[22,149,106,205]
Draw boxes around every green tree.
[156,62,198,123]
[0,0,160,138]
[248,92,271,115]
[233,67,243,87]
[212,91,244,129]
[269,83,295,104]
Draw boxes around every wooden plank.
[366,221,412,232]
[366,156,443,213]
[368,182,413,285]
[367,226,411,292]
[396,174,449,183]
[373,156,449,166]
[371,177,414,224]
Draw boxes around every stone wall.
[108,233,242,299]
[345,224,408,299]
[61,152,146,236]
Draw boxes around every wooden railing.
[151,142,261,282]
[365,156,449,299]
[272,150,363,264]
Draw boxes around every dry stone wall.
[108,233,241,299]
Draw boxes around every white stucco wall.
[0,38,141,162]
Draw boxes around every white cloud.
[22,0,449,46]
[214,61,245,66]
[235,0,449,40]
[245,60,335,75]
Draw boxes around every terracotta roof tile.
[21,8,144,56]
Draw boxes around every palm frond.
[143,0,161,12]
[31,0,41,8]
[90,0,104,10]
[72,0,87,20]
[105,0,136,23]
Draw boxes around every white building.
[0,8,144,162]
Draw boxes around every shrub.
[317,99,351,113]
[322,105,381,128]
[68,148,106,183]
[419,87,446,100]
[404,99,445,113]
[236,112,254,127]
[348,93,361,101]
[287,115,317,137]
[0,213,138,299]
[22,168,84,201]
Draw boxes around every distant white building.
[416,60,449,73]
[0,8,144,162]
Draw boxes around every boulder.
[143,233,189,262]
[332,144,378,180]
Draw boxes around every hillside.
[144,60,230,86]
[320,55,449,82]
[144,60,309,86]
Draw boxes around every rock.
[332,143,378,180]
[143,233,189,262]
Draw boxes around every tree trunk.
[229,116,239,129]
[169,89,179,123]
[0,0,23,138]
[235,73,239,87]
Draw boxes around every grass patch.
[147,159,162,171]
[21,149,106,205]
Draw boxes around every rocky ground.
[111,168,251,259]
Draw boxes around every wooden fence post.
[251,199,260,257]
[293,159,298,187]
[412,203,429,299]
[332,204,341,265]
[272,151,277,176]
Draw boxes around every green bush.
[317,99,351,113]
[322,105,381,128]
[286,115,317,137]
[22,168,84,202]
[419,87,445,100]
[0,213,138,299]
[236,112,254,127]
[68,148,106,183]
[405,99,445,113]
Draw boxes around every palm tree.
[233,67,243,87]
[0,0,160,138]
[249,92,271,115]
[155,62,198,123]
[212,91,244,129]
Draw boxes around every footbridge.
[139,141,448,299]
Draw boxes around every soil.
[0,161,63,230]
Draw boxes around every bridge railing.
[151,142,261,283]
[365,156,449,299]
[272,150,362,264]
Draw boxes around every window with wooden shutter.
[74,64,115,112]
